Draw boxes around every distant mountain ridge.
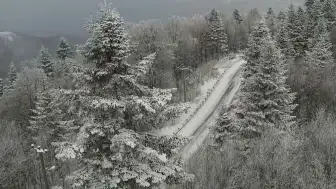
[0,0,304,36]
[0,31,85,78]
[112,0,304,22]
[0,0,305,78]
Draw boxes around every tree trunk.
[184,77,187,102]
[39,153,50,189]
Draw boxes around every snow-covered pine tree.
[79,4,129,69]
[305,0,316,10]
[233,8,243,24]
[56,37,73,61]
[29,91,60,148]
[306,0,323,40]
[207,8,220,23]
[277,11,286,24]
[303,19,334,113]
[219,20,296,140]
[218,25,229,55]
[243,20,269,79]
[230,21,272,139]
[275,19,289,54]
[8,62,17,89]
[255,41,297,130]
[265,8,277,37]
[323,0,336,31]
[306,20,334,70]
[245,8,262,34]
[38,46,54,76]
[49,4,192,188]
[295,6,308,56]
[275,11,290,55]
[276,23,296,60]
[287,4,307,58]
[203,9,228,59]
[310,17,329,48]
[213,110,237,144]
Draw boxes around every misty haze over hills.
[0,0,303,77]
[0,32,83,77]
[0,0,303,36]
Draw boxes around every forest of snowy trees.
[1,0,336,188]
[183,0,336,188]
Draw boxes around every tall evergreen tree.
[306,0,323,40]
[56,37,73,60]
[322,0,336,31]
[234,21,272,139]
[276,20,295,59]
[265,8,277,36]
[243,20,269,79]
[233,8,243,24]
[275,11,294,56]
[79,5,129,69]
[255,42,297,130]
[304,23,334,116]
[310,17,329,47]
[305,0,316,10]
[277,11,286,23]
[203,9,229,59]
[246,8,262,34]
[295,6,308,56]
[48,4,192,188]
[38,46,53,76]
[8,62,17,89]
[286,4,298,51]
[29,92,60,148]
[216,20,296,141]
[218,25,229,55]
[207,8,220,23]
[275,11,288,53]
[286,4,307,58]
[306,23,334,70]
[213,111,237,144]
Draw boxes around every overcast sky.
[0,0,302,36]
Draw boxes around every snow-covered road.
[176,59,245,160]
[176,59,245,137]
[160,58,245,189]
[180,74,242,160]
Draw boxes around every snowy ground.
[157,56,242,135]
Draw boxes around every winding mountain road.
[175,59,245,136]
[161,57,245,189]
[176,57,245,160]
